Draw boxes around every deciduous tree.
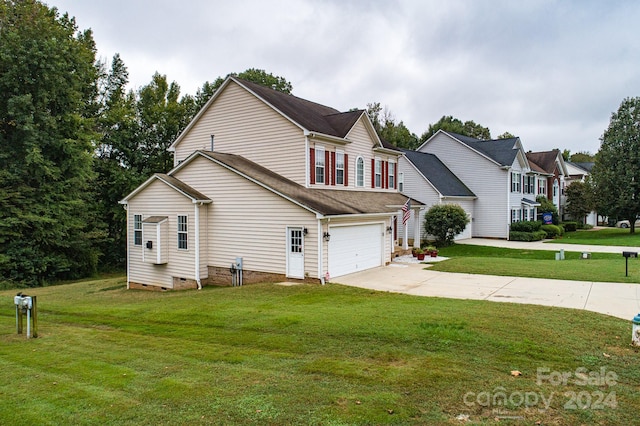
[420,115,491,142]
[591,97,640,233]
[0,0,101,285]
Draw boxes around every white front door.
[286,227,304,278]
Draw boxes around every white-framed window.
[356,156,364,187]
[388,162,395,189]
[511,208,521,223]
[538,178,546,195]
[523,175,535,194]
[336,151,344,185]
[374,158,382,188]
[315,146,325,184]
[398,172,404,192]
[177,215,188,250]
[134,214,142,246]
[530,208,536,221]
[511,172,521,192]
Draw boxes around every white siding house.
[414,131,531,239]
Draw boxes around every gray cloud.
[49,0,640,154]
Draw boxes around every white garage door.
[328,224,383,278]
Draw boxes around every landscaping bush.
[509,230,547,241]
[509,220,542,232]
[541,224,563,239]
[423,204,470,247]
[562,221,578,232]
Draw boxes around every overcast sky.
[49,0,640,154]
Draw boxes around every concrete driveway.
[333,262,640,321]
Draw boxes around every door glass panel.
[290,229,302,253]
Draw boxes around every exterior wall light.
[323,232,331,242]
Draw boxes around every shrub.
[562,222,578,232]
[509,230,547,241]
[423,204,470,247]
[510,220,542,232]
[541,224,563,239]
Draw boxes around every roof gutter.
[305,130,350,145]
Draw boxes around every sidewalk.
[334,260,640,321]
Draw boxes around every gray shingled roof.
[571,162,594,173]
[192,151,420,215]
[447,132,520,166]
[156,174,211,202]
[236,78,362,138]
[402,150,475,197]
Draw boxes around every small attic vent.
[210,134,215,151]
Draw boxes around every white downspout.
[124,204,130,289]
[305,134,310,188]
[194,202,202,290]
[318,219,324,284]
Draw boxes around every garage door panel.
[328,224,383,277]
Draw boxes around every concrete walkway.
[333,250,640,321]
[456,237,639,254]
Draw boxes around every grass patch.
[1,276,638,424]
[434,245,640,283]
[546,227,640,246]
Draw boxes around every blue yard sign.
[542,212,553,225]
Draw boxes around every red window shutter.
[310,148,315,185]
[344,154,349,186]
[371,159,375,188]
[394,163,397,189]
[331,151,336,186]
[384,161,389,189]
[325,150,330,184]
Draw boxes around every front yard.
[433,244,640,283]
[1,276,638,425]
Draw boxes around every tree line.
[1,0,637,287]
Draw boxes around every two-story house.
[526,150,568,218]
[120,77,422,290]
[401,130,539,240]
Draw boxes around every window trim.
[398,172,404,192]
[315,146,325,185]
[511,172,521,193]
[356,156,364,187]
[134,214,142,246]
[388,162,396,189]
[177,214,188,250]
[335,151,345,185]
[374,158,382,188]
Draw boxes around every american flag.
[401,199,411,225]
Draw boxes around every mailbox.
[622,252,638,277]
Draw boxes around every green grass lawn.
[546,227,640,246]
[1,276,639,425]
[433,245,640,283]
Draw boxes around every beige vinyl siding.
[173,81,306,184]
[127,180,202,288]
[343,118,399,191]
[174,156,319,278]
[420,133,508,238]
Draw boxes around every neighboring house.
[526,150,569,217]
[408,130,538,239]
[398,149,476,241]
[565,161,598,225]
[120,77,422,290]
